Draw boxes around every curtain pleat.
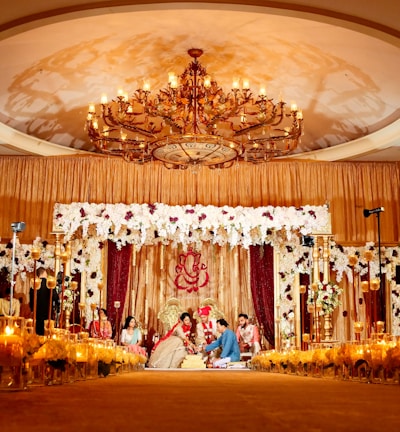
[0,156,398,245]
[106,240,132,335]
[250,244,275,347]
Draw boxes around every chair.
[157,298,184,334]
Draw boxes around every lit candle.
[242,79,250,89]
[259,87,266,96]
[101,94,108,104]
[88,103,95,113]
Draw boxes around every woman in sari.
[120,315,147,357]
[148,312,197,368]
[89,308,112,339]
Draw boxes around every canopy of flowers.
[53,202,330,249]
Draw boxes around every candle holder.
[46,275,56,331]
[114,301,121,345]
[79,302,86,329]
[353,321,364,341]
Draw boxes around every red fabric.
[249,244,275,347]
[106,240,132,336]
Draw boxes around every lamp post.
[363,207,385,325]
[9,222,25,316]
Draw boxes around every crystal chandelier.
[86,49,303,169]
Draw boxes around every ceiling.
[0,1,399,162]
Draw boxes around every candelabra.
[29,246,41,333]
[114,301,121,344]
[46,275,56,333]
[9,222,25,316]
[78,303,85,329]
[299,284,307,350]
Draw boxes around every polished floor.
[1,370,399,432]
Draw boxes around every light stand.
[114,301,121,345]
[9,222,25,315]
[363,207,385,325]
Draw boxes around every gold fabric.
[0,156,399,245]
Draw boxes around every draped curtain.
[106,241,132,334]
[0,156,399,246]
[250,244,275,348]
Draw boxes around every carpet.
[1,370,399,432]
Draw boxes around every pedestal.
[324,313,333,341]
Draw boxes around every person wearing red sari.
[89,308,112,339]
[148,312,197,368]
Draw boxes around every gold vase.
[323,313,333,341]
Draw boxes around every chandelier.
[86,49,303,169]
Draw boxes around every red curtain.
[106,241,132,335]
[250,244,275,347]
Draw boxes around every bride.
[148,312,197,368]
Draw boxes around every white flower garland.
[53,202,330,249]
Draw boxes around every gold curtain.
[0,155,399,245]
[127,243,253,335]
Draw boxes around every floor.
[1,370,399,432]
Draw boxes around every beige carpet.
[1,370,399,432]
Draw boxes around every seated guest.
[89,308,112,339]
[204,318,240,368]
[120,315,147,357]
[148,312,197,368]
[0,287,20,317]
[236,313,261,356]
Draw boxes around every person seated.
[148,312,197,368]
[195,305,219,362]
[89,308,112,339]
[120,315,147,357]
[235,313,261,357]
[203,318,240,368]
[0,287,20,317]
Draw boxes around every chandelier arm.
[86,48,303,168]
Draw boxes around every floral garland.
[53,202,330,249]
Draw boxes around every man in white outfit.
[235,313,261,357]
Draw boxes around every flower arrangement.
[53,202,330,249]
[307,281,343,315]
